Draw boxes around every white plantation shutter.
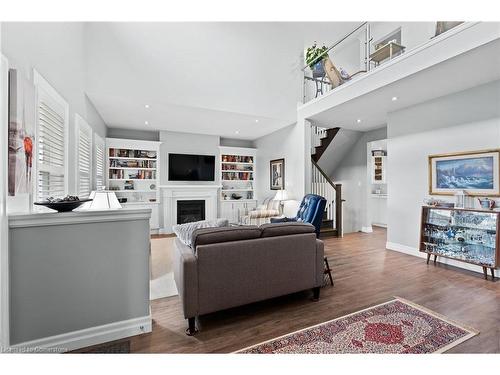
[94,134,105,190]
[76,115,92,198]
[34,71,69,201]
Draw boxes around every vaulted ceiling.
[83,22,360,139]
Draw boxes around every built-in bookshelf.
[106,138,162,230]
[220,148,256,201]
[219,146,258,224]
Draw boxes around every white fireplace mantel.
[159,185,222,233]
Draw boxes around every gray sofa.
[173,222,325,335]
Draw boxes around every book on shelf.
[109,148,157,159]
[109,169,156,179]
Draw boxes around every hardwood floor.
[129,228,499,353]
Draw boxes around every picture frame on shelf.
[270,158,285,190]
[428,149,500,196]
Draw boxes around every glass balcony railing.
[302,21,464,104]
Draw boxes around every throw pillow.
[172,218,229,247]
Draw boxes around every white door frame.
[1,52,10,349]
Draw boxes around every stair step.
[311,127,340,162]
[321,219,334,228]
[319,227,338,238]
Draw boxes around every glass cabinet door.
[422,208,498,267]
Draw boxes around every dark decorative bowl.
[34,199,93,212]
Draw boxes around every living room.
[1,1,500,373]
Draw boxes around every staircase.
[310,125,343,237]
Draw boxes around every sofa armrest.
[315,239,325,287]
[173,238,198,319]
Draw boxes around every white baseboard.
[361,226,373,233]
[386,241,488,275]
[9,314,152,353]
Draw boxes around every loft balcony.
[299,22,500,131]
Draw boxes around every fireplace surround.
[160,185,221,233]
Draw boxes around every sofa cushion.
[192,226,261,249]
[259,222,315,238]
[173,218,229,247]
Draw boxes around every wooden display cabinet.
[420,206,499,280]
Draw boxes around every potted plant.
[306,42,328,78]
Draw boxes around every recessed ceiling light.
[145,104,150,108]
[235,130,240,134]
[144,121,149,125]
[255,119,259,123]
[391,96,398,101]
[356,119,362,123]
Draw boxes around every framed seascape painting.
[270,158,285,190]
[428,149,500,196]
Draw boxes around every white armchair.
[242,197,282,225]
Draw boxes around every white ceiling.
[308,38,500,131]
[84,22,360,139]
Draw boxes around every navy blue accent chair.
[270,194,327,237]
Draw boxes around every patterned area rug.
[236,297,478,354]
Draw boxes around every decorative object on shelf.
[270,158,285,190]
[454,190,474,209]
[80,191,122,210]
[371,149,386,156]
[231,193,242,200]
[150,183,156,190]
[429,149,500,196]
[305,42,328,78]
[423,197,454,208]
[420,206,499,280]
[435,22,463,37]
[34,195,92,212]
[118,197,128,203]
[124,180,134,190]
[371,154,386,184]
[478,197,495,210]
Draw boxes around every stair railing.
[311,158,343,237]
[310,125,327,155]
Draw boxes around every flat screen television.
[168,153,215,181]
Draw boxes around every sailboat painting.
[429,150,500,196]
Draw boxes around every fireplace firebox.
[177,200,206,224]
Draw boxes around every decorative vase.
[311,61,325,78]
[478,198,495,210]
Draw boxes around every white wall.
[254,122,306,214]
[1,22,107,200]
[330,127,387,233]
[318,128,362,177]
[107,127,159,141]
[386,80,500,273]
[159,130,221,186]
